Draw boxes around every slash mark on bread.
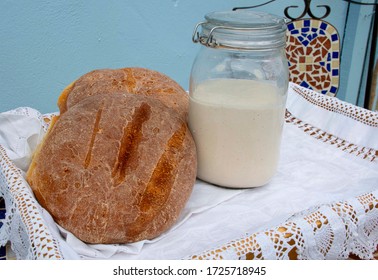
[84,103,104,168]
[127,124,187,238]
[112,102,152,185]
[140,123,186,212]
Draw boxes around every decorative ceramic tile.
[286,19,340,96]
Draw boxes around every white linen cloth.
[0,83,377,259]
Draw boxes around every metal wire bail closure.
[192,22,205,44]
[192,22,221,48]
[192,11,287,51]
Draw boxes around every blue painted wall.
[0,1,350,113]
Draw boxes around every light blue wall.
[0,0,349,113]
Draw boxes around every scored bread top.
[27,93,197,244]
[58,67,189,120]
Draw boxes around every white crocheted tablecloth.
[0,83,377,260]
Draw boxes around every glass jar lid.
[192,10,287,50]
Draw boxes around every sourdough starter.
[188,78,286,188]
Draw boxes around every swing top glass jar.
[189,10,289,188]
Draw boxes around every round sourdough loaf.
[58,67,189,120]
[26,93,197,244]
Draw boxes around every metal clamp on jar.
[189,10,289,188]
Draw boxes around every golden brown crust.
[58,68,189,120]
[57,82,74,114]
[27,94,196,244]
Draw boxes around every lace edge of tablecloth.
[289,83,378,128]
[187,189,378,260]
[0,144,64,259]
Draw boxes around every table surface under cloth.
[0,83,377,260]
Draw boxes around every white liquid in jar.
[188,78,286,188]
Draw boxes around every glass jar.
[189,10,288,188]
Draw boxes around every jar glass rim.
[204,10,286,30]
[195,10,287,50]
